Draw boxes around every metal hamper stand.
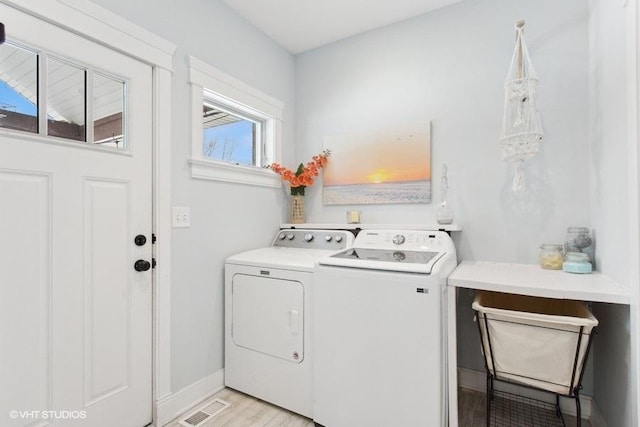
[473,291,598,427]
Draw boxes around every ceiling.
[222,0,463,54]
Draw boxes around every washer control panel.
[354,230,454,253]
[272,229,354,249]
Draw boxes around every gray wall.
[589,0,634,426]
[91,0,296,393]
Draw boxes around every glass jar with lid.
[563,251,593,274]
[539,243,564,270]
[565,227,592,252]
[565,227,593,264]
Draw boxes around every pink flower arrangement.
[269,150,331,196]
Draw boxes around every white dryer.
[224,228,354,418]
[313,229,457,427]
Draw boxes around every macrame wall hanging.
[500,20,544,192]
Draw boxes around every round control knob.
[335,235,343,243]
[278,233,286,240]
[392,234,406,245]
[304,233,314,242]
[287,234,294,240]
[325,235,333,242]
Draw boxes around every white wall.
[296,0,592,375]
[589,1,635,426]
[91,0,296,393]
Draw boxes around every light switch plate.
[172,206,191,228]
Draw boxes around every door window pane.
[93,73,124,149]
[47,57,85,141]
[0,43,38,133]
[202,103,259,166]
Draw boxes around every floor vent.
[179,398,230,427]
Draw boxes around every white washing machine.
[313,229,457,427]
[224,228,354,418]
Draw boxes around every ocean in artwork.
[323,180,431,205]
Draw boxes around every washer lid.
[318,248,446,274]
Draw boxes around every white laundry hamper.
[473,291,598,427]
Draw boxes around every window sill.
[189,158,282,188]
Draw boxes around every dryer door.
[232,274,304,363]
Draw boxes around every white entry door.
[0,5,152,427]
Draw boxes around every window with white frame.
[0,40,125,149]
[188,56,283,188]
[202,95,262,167]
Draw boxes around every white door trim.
[628,1,640,425]
[152,65,174,418]
[0,0,175,70]
[0,1,176,424]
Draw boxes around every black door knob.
[134,234,147,246]
[134,259,151,272]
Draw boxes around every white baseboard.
[155,369,225,427]
[589,400,609,427]
[457,367,487,393]
[458,367,593,420]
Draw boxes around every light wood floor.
[165,388,313,427]
[165,387,592,427]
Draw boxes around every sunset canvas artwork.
[322,122,431,205]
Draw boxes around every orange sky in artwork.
[323,124,431,186]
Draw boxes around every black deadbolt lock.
[134,234,147,246]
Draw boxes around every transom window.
[0,43,38,133]
[0,40,125,149]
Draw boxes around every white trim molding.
[0,0,176,69]
[188,56,284,119]
[628,1,640,426]
[152,67,174,414]
[188,56,284,186]
[189,158,282,187]
[156,369,225,427]
[590,400,609,427]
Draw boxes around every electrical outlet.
[172,206,191,228]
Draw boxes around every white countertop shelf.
[281,223,462,232]
[448,260,630,304]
